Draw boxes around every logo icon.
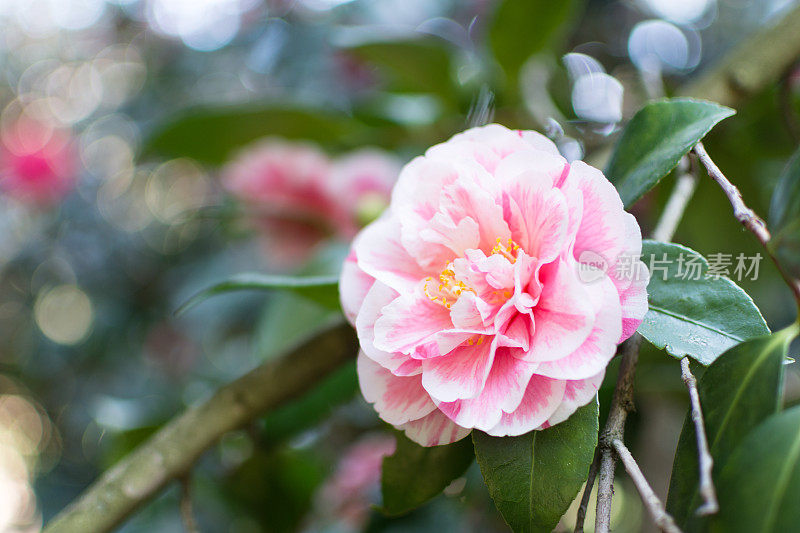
[577,250,608,283]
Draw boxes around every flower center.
[423,237,522,309]
[424,266,474,309]
[491,237,520,263]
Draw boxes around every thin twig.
[680,357,718,516]
[694,142,770,242]
[574,449,600,533]
[651,157,698,243]
[612,439,682,533]
[694,142,800,308]
[179,475,199,533]
[44,321,358,533]
[595,335,642,533]
[594,160,701,531]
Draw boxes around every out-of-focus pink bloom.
[0,118,77,206]
[223,139,343,225]
[222,139,347,267]
[312,434,395,531]
[222,140,400,268]
[340,124,649,446]
[330,149,402,229]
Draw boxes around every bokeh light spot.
[34,284,93,345]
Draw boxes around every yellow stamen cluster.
[466,336,485,346]
[424,265,474,309]
[423,238,521,309]
[492,237,521,262]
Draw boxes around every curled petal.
[523,258,595,363]
[354,214,429,293]
[373,287,453,355]
[618,259,650,342]
[399,409,472,447]
[541,372,604,428]
[536,275,622,380]
[356,282,420,376]
[340,251,374,325]
[436,348,538,431]
[501,174,569,264]
[358,353,436,425]
[422,336,496,402]
[486,374,566,436]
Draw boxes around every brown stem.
[680,357,718,516]
[612,439,682,533]
[594,154,699,532]
[595,335,642,533]
[574,449,600,533]
[694,142,800,309]
[44,321,358,533]
[179,475,199,533]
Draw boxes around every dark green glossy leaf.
[768,148,800,279]
[260,361,357,445]
[639,240,769,365]
[712,400,800,533]
[666,326,797,530]
[489,0,578,85]
[472,400,598,533]
[176,273,340,315]
[345,38,456,103]
[770,147,800,230]
[380,433,474,516]
[607,99,735,207]
[769,220,800,280]
[223,447,326,533]
[143,105,365,165]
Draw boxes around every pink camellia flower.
[0,118,77,206]
[310,434,395,531]
[340,124,648,446]
[329,149,402,228]
[223,140,399,268]
[223,139,349,267]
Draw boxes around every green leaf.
[712,401,800,533]
[143,105,365,165]
[176,273,340,315]
[639,240,769,365]
[770,147,800,230]
[489,0,578,85]
[472,400,598,533]
[380,433,474,516]
[260,361,358,445]
[345,38,456,103]
[666,325,797,530]
[606,98,735,207]
[768,147,800,279]
[769,219,800,280]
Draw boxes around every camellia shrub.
[11,1,800,533]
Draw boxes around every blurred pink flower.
[313,434,395,531]
[330,149,402,229]
[223,139,399,268]
[0,118,77,206]
[340,124,649,446]
[222,139,347,267]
